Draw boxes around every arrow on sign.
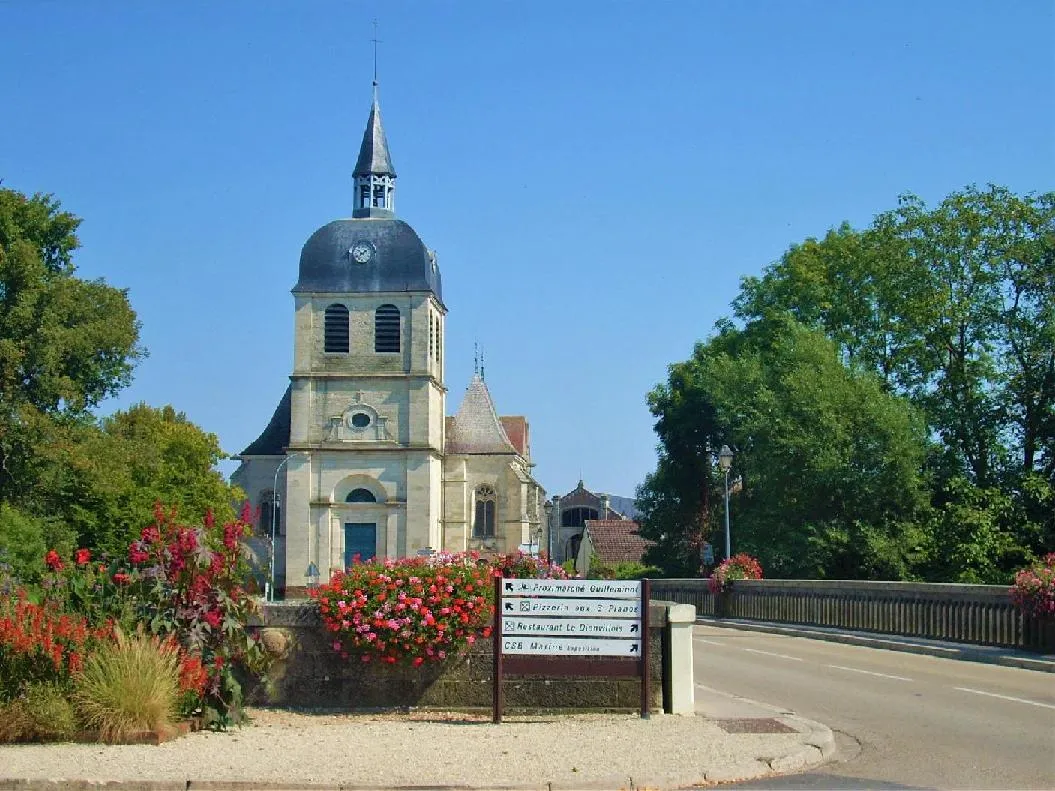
[504,601,514,611]
[630,644,639,653]
[630,624,639,633]
[504,582,513,592]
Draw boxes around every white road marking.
[954,687,1055,710]
[826,664,912,681]
[743,647,804,661]
[696,638,726,646]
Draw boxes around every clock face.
[351,241,374,264]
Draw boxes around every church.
[232,82,546,597]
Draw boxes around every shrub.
[709,553,764,594]
[120,503,270,727]
[32,502,270,729]
[0,683,79,743]
[589,559,662,580]
[1010,553,1055,619]
[314,554,494,666]
[73,628,181,743]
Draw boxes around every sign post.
[492,577,651,723]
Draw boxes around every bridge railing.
[648,579,1054,652]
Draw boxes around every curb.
[693,686,838,784]
[698,617,1055,673]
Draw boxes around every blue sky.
[2,1,1052,499]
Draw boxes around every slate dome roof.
[293,218,442,299]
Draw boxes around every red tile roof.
[499,416,528,457]
[585,520,654,564]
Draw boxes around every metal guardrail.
[648,579,1054,653]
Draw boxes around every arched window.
[324,304,349,353]
[374,304,400,353]
[346,488,377,503]
[260,493,281,536]
[474,484,497,538]
[561,506,598,528]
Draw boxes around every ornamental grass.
[73,628,181,743]
[0,682,78,743]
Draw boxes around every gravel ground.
[0,707,821,789]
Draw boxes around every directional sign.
[501,579,641,599]
[501,637,641,657]
[502,597,642,618]
[502,617,641,637]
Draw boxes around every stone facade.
[232,86,545,594]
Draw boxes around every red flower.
[75,548,91,565]
[112,572,131,585]
[44,550,63,571]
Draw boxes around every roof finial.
[481,347,486,381]
[473,342,479,376]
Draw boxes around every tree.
[639,317,930,579]
[735,185,1055,488]
[731,185,1054,576]
[0,188,143,504]
[32,404,244,555]
[0,188,240,558]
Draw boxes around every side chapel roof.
[240,385,291,456]
[445,374,519,455]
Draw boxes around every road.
[693,624,1055,790]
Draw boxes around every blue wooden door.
[344,522,377,567]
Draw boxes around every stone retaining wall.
[248,601,666,712]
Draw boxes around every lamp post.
[543,500,553,560]
[718,445,734,561]
[269,451,305,602]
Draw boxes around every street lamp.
[718,445,734,561]
[269,451,306,602]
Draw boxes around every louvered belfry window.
[374,304,400,353]
[324,304,349,353]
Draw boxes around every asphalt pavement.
[693,621,1055,790]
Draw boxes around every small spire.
[473,342,479,375]
[353,22,396,219]
[480,347,486,381]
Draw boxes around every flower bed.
[708,553,764,595]
[312,552,566,667]
[0,503,270,742]
[1010,553,1055,619]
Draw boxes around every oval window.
[350,413,371,429]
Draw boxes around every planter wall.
[248,601,666,712]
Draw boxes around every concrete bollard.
[666,602,696,714]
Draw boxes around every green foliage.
[0,683,79,743]
[586,556,662,580]
[643,185,1054,582]
[37,404,242,554]
[0,503,76,582]
[0,188,142,508]
[639,317,929,579]
[73,629,180,743]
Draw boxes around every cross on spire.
[371,19,381,90]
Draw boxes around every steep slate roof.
[446,374,518,455]
[353,92,396,177]
[240,385,291,456]
[584,520,654,564]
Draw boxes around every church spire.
[353,27,396,219]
